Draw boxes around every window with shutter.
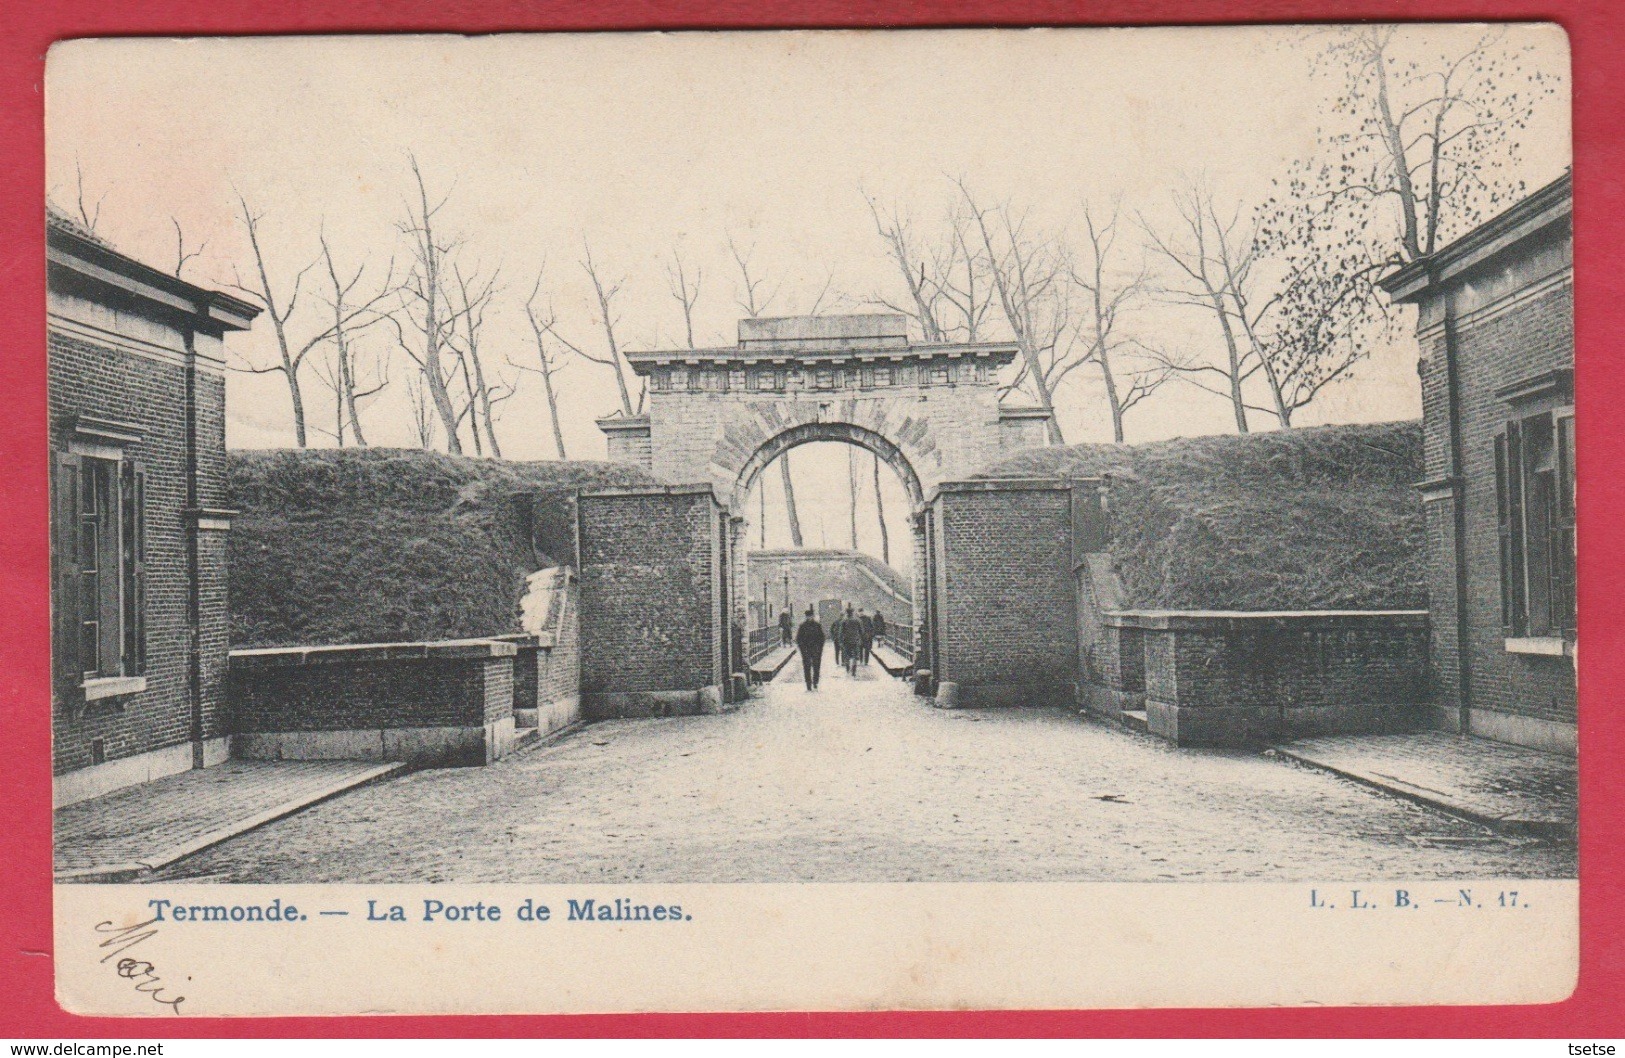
[1504,419,1527,634]
[1493,405,1576,643]
[1495,432,1513,631]
[52,452,83,709]
[58,450,147,692]
[1556,411,1576,634]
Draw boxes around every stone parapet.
[1093,610,1430,747]
[228,638,520,767]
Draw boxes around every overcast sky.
[45,26,1570,570]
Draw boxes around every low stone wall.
[1083,610,1429,746]
[229,639,520,767]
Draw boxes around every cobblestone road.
[156,649,1575,883]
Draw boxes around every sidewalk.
[1272,732,1576,839]
[55,758,405,882]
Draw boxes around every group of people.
[789,605,888,691]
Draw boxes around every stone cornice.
[622,340,1020,376]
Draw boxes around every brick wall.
[1100,610,1430,746]
[931,481,1076,706]
[538,579,580,709]
[231,649,516,732]
[576,488,723,699]
[48,311,229,775]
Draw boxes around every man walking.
[830,608,846,668]
[779,607,793,646]
[872,610,887,653]
[795,607,825,691]
[841,605,865,676]
[857,608,874,665]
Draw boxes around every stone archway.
[728,421,929,664]
[731,420,925,513]
[585,313,1061,708]
[597,313,1053,504]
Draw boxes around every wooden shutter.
[1555,413,1576,635]
[51,452,83,711]
[1495,432,1512,632]
[121,460,147,676]
[1504,420,1527,635]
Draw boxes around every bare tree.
[73,158,106,235]
[847,444,860,550]
[396,154,469,454]
[1309,25,1559,264]
[309,337,390,447]
[871,451,890,565]
[531,241,636,420]
[863,193,996,344]
[729,234,803,547]
[863,193,944,341]
[446,262,511,457]
[404,368,437,450]
[580,242,636,417]
[172,218,205,279]
[934,207,998,342]
[959,181,1073,443]
[228,195,331,447]
[1072,202,1175,442]
[514,269,570,460]
[777,455,805,549]
[318,234,398,446]
[727,234,781,319]
[665,248,703,349]
[1140,183,1258,433]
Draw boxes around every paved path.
[151,649,1573,883]
[1274,732,1576,838]
[56,759,404,882]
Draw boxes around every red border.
[2,0,1621,1038]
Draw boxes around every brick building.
[48,208,259,805]
[1381,173,1575,754]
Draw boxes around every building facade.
[48,209,259,805]
[1382,173,1575,754]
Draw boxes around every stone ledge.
[235,718,516,768]
[1104,609,1429,631]
[1149,700,1426,748]
[584,687,728,720]
[231,638,519,669]
[577,482,719,500]
[934,478,1073,496]
[492,632,558,650]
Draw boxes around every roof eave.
[1379,171,1572,303]
[47,224,263,331]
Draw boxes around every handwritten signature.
[92,917,186,1014]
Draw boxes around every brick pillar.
[1422,490,1465,731]
[910,511,928,663]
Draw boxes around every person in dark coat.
[795,607,825,690]
[830,610,846,667]
[778,607,793,646]
[872,610,887,651]
[840,605,865,675]
[857,609,874,665]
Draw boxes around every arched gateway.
[575,315,1077,718]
